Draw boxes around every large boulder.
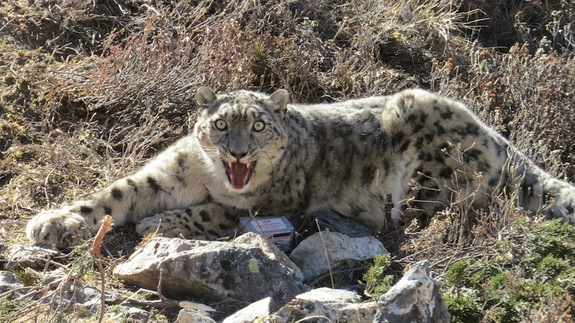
[289,231,388,281]
[113,235,307,304]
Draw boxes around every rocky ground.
[2,0,575,321]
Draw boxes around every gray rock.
[113,236,307,304]
[30,269,122,312]
[82,286,124,310]
[176,309,217,323]
[0,271,24,294]
[38,270,100,308]
[269,287,377,323]
[222,296,273,323]
[106,305,152,322]
[289,231,388,281]
[126,306,151,321]
[374,260,450,323]
[233,232,304,281]
[5,244,61,270]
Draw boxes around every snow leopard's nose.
[230,150,248,161]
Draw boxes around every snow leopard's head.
[194,87,289,192]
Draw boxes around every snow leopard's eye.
[252,120,265,132]
[214,119,227,131]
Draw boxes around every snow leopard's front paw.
[26,210,93,249]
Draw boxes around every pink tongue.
[229,162,250,189]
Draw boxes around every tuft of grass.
[363,254,395,299]
[68,242,98,279]
[14,268,41,286]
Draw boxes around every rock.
[0,271,24,294]
[125,306,151,321]
[82,286,124,309]
[20,268,121,313]
[177,309,217,323]
[269,287,377,323]
[106,305,152,321]
[289,231,388,281]
[38,270,103,309]
[4,244,61,270]
[222,297,273,323]
[113,236,307,304]
[374,260,450,323]
[233,232,304,281]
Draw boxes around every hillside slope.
[2,0,575,321]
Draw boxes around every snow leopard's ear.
[195,86,217,107]
[269,89,289,119]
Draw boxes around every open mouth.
[223,160,256,190]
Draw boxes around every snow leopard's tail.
[510,153,575,224]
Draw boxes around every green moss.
[0,298,19,321]
[537,254,571,280]
[487,272,505,291]
[524,219,575,264]
[443,218,575,322]
[443,291,482,323]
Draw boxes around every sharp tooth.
[247,162,251,168]
[228,161,232,168]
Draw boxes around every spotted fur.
[26,88,575,249]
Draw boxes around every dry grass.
[2,0,575,321]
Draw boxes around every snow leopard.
[26,87,575,249]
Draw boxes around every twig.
[315,219,335,289]
[92,215,114,323]
[120,271,181,308]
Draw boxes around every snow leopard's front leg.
[26,139,211,249]
[135,203,241,240]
